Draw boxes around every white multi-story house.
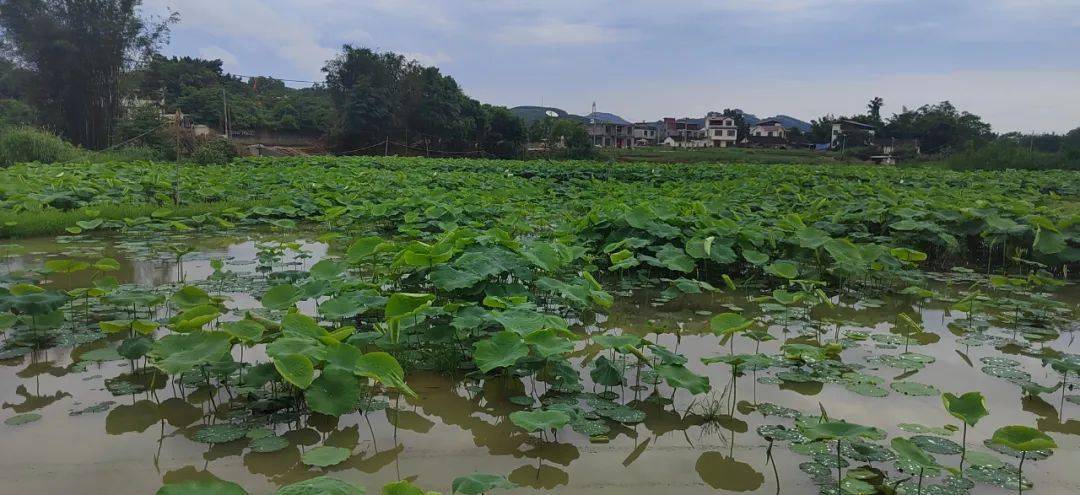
[705,113,738,148]
[750,119,787,139]
[633,123,659,146]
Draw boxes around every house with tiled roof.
[583,104,634,148]
[749,119,787,140]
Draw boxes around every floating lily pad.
[595,405,645,424]
[898,423,955,436]
[193,424,247,444]
[301,446,351,467]
[981,366,1030,381]
[250,435,290,453]
[80,347,124,362]
[964,465,1031,491]
[5,413,41,426]
[845,382,888,397]
[891,381,940,396]
[911,435,963,455]
[508,396,535,406]
[980,356,1020,367]
[756,402,801,418]
[570,418,610,436]
[841,440,895,462]
[757,424,807,442]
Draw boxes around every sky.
[143,0,1080,133]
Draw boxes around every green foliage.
[0,126,78,166]
[942,392,989,427]
[191,137,236,165]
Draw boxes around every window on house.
[727,130,735,136]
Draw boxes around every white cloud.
[494,19,628,45]
[198,46,238,71]
[145,0,336,78]
[400,51,452,66]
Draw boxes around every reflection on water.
[0,232,1077,494]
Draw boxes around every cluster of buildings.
[576,107,798,150]
[511,104,918,163]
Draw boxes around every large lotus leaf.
[169,304,221,332]
[103,291,165,308]
[891,437,940,470]
[266,336,326,361]
[261,284,304,310]
[990,426,1057,452]
[590,355,624,386]
[319,291,387,320]
[156,480,248,495]
[490,307,567,335]
[384,293,435,320]
[274,353,315,389]
[118,336,154,360]
[324,342,364,371]
[451,473,515,495]
[44,259,91,274]
[523,328,574,358]
[282,312,329,339]
[429,265,485,291]
[592,333,641,350]
[346,236,385,263]
[656,364,711,394]
[764,260,798,279]
[381,480,429,495]
[171,285,211,309]
[306,368,361,416]
[309,259,344,280]
[890,381,939,396]
[150,331,232,374]
[301,446,351,467]
[654,244,695,273]
[942,391,989,426]
[220,320,265,342]
[509,409,571,432]
[799,421,878,441]
[355,351,415,396]
[474,331,528,373]
[710,312,753,336]
[3,290,69,315]
[276,476,365,495]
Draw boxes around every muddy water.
[0,233,1077,494]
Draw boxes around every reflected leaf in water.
[508,464,569,490]
[694,451,765,492]
[386,408,435,433]
[159,397,202,428]
[308,412,340,433]
[157,479,248,495]
[204,440,248,461]
[283,427,321,446]
[16,360,68,378]
[779,380,823,396]
[243,445,301,478]
[519,439,580,466]
[337,444,404,473]
[2,384,71,413]
[105,399,159,435]
[324,425,360,450]
[640,402,706,436]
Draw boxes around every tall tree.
[867,97,884,125]
[0,0,174,148]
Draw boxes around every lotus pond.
[0,158,1077,495]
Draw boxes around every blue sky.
[145,0,1080,133]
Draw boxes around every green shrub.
[945,140,1080,171]
[191,137,237,165]
[94,145,168,162]
[0,126,78,166]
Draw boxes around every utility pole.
[173,109,182,205]
[222,88,230,139]
[384,136,389,156]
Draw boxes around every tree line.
[0,0,532,157]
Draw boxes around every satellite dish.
[545,110,558,118]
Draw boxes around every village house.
[584,109,634,149]
[633,122,659,146]
[659,117,708,148]
[704,113,738,147]
[830,120,876,149]
[749,119,787,139]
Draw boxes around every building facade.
[584,111,634,149]
[705,113,738,147]
[750,119,787,139]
